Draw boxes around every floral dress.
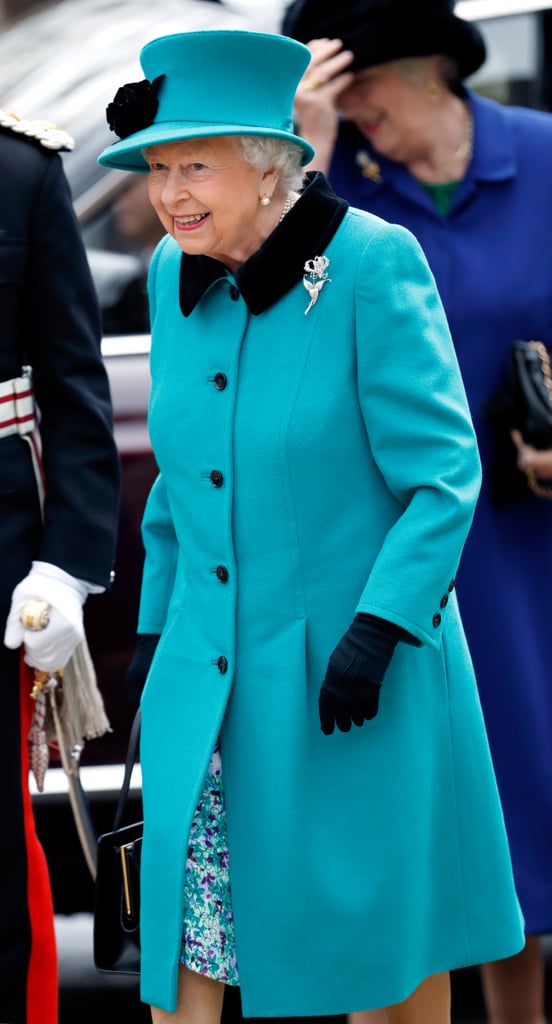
[180,744,239,984]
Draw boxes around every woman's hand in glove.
[3,560,88,672]
[125,633,160,713]
[318,613,405,735]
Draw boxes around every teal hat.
[98,30,315,172]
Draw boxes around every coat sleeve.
[137,472,179,634]
[353,220,482,648]
[26,152,120,587]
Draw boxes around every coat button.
[214,372,227,391]
[440,594,448,609]
[210,470,224,488]
[448,578,456,592]
[229,284,240,301]
[432,613,442,628]
[217,655,228,674]
[216,565,229,583]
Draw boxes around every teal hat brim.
[98,122,315,172]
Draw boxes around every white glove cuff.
[32,561,90,604]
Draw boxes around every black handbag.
[482,340,552,505]
[93,708,142,975]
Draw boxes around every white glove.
[4,561,88,672]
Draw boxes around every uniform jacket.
[0,123,119,1024]
[330,94,552,931]
[0,126,119,604]
[137,174,523,1014]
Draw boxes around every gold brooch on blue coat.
[355,150,382,182]
[303,256,331,316]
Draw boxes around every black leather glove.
[319,614,405,735]
[125,633,160,713]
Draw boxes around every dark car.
[27,332,155,913]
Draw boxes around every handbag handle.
[112,707,141,832]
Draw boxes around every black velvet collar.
[178,172,348,317]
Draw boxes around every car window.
[467,10,548,108]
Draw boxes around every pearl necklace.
[279,190,299,222]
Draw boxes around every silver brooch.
[303,255,331,316]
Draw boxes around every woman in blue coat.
[99,28,524,1022]
[284,1,552,1020]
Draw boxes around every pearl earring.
[260,195,271,206]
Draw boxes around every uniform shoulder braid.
[0,108,74,151]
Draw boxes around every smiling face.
[144,136,280,272]
[337,59,433,164]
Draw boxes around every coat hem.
[237,938,526,1018]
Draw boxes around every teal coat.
[137,175,523,1014]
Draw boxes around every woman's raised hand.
[294,38,355,173]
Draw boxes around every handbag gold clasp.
[120,843,133,918]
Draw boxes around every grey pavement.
[57,913,537,1023]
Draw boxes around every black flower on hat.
[106,74,165,139]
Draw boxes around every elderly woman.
[283,2,552,1021]
[99,29,523,1024]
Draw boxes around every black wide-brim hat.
[282,0,486,80]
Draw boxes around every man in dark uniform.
[0,108,120,1024]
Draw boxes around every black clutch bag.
[482,340,552,505]
[93,709,142,975]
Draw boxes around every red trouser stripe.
[18,659,58,1023]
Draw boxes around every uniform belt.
[0,371,36,438]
